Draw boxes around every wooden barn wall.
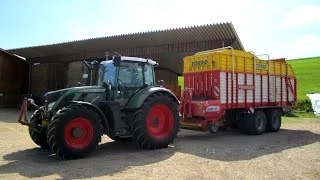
[0,51,28,107]
[155,69,178,85]
[30,62,68,103]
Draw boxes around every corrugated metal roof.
[6,22,244,74]
[0,48,26,61]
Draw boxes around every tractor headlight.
[47,102,55,110]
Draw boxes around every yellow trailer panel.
[183,48,295,77]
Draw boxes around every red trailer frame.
[180,47,297,134]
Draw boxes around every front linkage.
[18,97,48,131]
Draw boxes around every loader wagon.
[180,47,297,135]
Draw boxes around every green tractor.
[18,54,180,159]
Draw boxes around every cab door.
[115,61,144,107]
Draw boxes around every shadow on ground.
[0,128,319,179]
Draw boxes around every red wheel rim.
[64,118,93,149]
[146,104,174,139]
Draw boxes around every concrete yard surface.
[0,108,319,180]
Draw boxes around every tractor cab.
[97,55,158,107]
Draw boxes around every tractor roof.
[120,56,158,66]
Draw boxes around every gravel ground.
[0,108,319,180]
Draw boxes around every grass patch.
[287,56,320,100]
[286,111,318,118]
[283,111,319,123]
[178,76,184,88]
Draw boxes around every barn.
[0,49,28,107]
[6,22,244,104]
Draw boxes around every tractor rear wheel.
[28,108,50,149]
[133,92,179,149]
[47,104,102,159]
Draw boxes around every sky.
[0,0,319,59]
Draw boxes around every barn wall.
[30,64,49,99]
[30,62,68,104]
[155,70,178,85]
[0,51,28,107]
[67,61,83,87]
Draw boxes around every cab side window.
[144,64,154,86]
[118,62,143,87]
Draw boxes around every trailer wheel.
[241,111,267,135]
[28,108,50,149]
[133,92,179,150]
[266,109,281,132]
[47,104,102,159]
[208,123,219,134]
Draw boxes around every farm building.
[6,22,244,104]
[0,49,29,107]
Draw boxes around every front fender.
[68,101,109,135]
[126,86,180,109]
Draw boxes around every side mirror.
[113,56,121,66]
[81,63,84,72]
[82,73,89,79]
[107,80,112,90]
[158,80,165,86]
[118,82,124,92]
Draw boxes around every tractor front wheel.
[47,104,102,159]
[28,108,50,149]
[133,92,179,149]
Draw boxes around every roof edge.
[229,22,245,51]
[0,48,27,61]
[6,22,234,51]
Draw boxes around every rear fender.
[126,86,180,109]
[68,101,109,135]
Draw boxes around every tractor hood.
[44,86,104,97]
[44,86,106,111]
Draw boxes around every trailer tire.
[241,111,267,135]
[266,109,281,132]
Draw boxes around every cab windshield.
[97,61,116,87]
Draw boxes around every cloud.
[290,34,320,58]
[284,4,320,28]
[121,0,255,31]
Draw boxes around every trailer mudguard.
[126,86,180,109]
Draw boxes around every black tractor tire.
[241,111,267,135]
[133,92,179,150]
[218,116,229,131]
[47,104,102,159]
[28,108,50,149]
[265,109,282,132]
